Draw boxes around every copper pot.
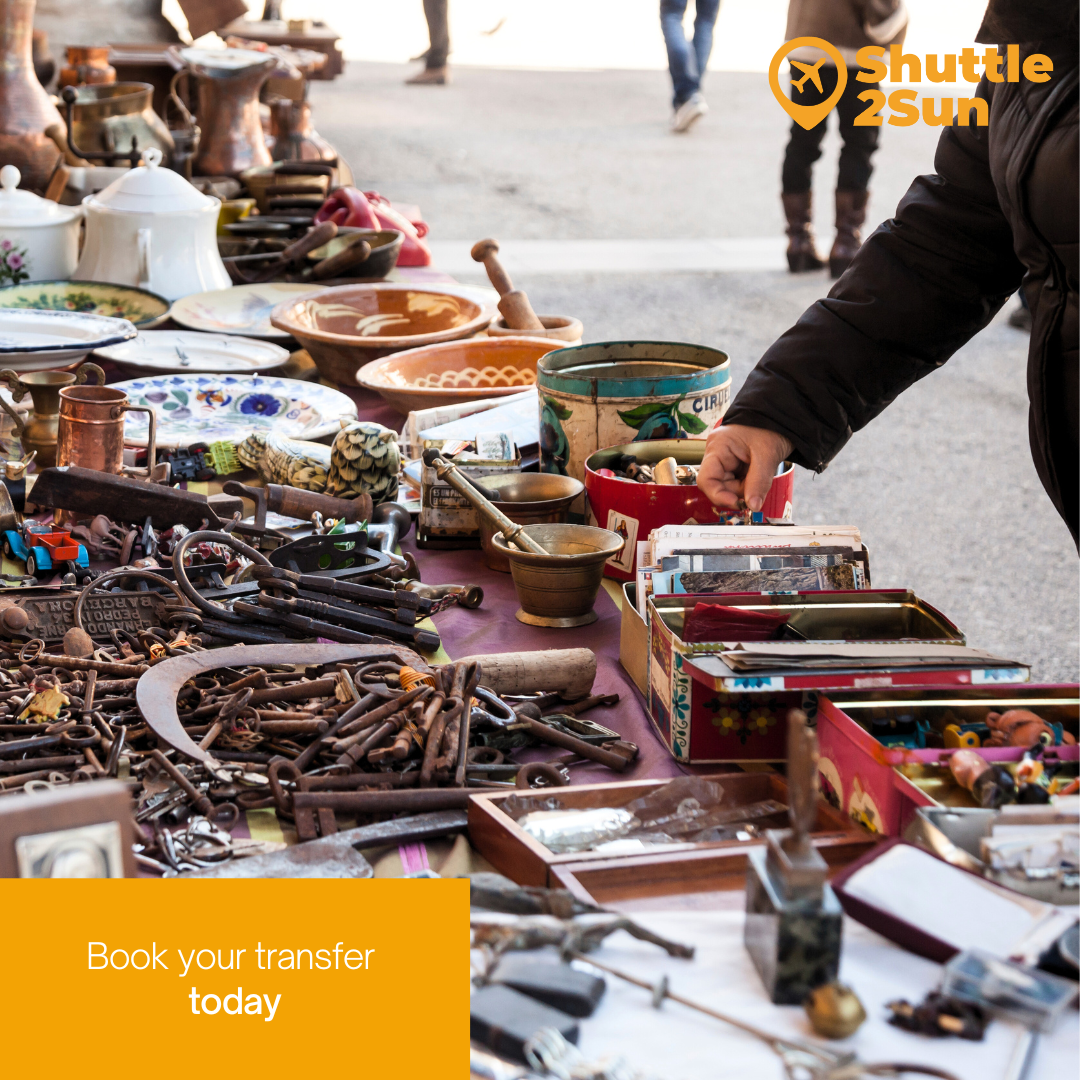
[56,385,156,475]
[269,98,337,163]
[59,46,117,89]
[185,49,276,178]
[0,0,63,192]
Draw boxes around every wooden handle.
[453,649,596,700]
[312,238,371,280]
[268,483,373,525]
[497,289,545,332]
[470,238,514,295]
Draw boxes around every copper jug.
[55,385,157,476]
[269,97,337,163]
[183,48,276,178]
[0,0,64,192]
[0,362,104,469]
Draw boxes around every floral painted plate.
[169,283,317,340]
[94,330,290,375]
[111,373,358,448]
[0,280,171,328]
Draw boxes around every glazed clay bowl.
[488,313,583,345]
[357,335,560,413]
[491,522,625,627]
[478,473,585,573]
[270,282,498,385]
[305,229,404,281]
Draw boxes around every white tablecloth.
[569,912,1078,1080]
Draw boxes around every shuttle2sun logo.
[769,37,1055,130]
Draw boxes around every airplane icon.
[791,58,825,94]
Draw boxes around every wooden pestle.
[470,237,545,332]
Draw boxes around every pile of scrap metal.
[0,641,632,875]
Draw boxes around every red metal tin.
[584,439,795,581]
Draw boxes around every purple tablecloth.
[345,382,729,784]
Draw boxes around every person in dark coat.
[698,0,1079,546]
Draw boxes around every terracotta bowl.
[356,335,561,413]
[269,283,498,385]
[487,313,583,344]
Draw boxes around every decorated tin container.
[584,439,795,581]
[537,342,731,501]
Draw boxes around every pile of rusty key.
[0,638,637,869]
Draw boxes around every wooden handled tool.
[312,237,371,281]
[470,237,545,332]
[223,480,372,531]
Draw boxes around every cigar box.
[644,590,1030,764]
[467,772,876,888]
[816,686,1080,836]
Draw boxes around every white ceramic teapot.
[74,148,231,301]
[0,164,82,282]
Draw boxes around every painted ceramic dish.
[110,373,358,448]
[170,283,318,340]
[0,280,171,329]
[357,335,560,413]
[270,282,498,384]
[0,308,137,372]
[94,330,290,375]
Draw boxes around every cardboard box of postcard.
[815,686,1080,837]
[644,590,1031,765]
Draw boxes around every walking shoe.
[671,93,707,133]
[406,65,450,85]
[782,192,824,273]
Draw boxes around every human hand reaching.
[696,423,793,511]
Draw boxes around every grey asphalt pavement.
[313,63,1078,681]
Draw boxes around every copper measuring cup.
[55,384,157,476]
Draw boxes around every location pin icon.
[769,37,848,131]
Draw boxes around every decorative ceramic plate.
[170,283,318,340]
[94,330,291,375]
[111,373,358,448]
[0,280,171,329]
[0,308,137,372]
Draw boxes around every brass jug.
[0,362,104,468]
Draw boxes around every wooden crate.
[468,772,876,888]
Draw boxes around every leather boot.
[782,192,823,273]
[406,65,450,85]
[829,189,869,278]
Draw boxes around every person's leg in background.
[690,0,721,97]
[779,62,835,272]
[828,73,880,276]
[407,0,450,85]
[662,0,708,132]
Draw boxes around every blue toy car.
[3,523,89,578]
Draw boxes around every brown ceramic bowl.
[356,335,560,413]
[477,473,585,573]
[269,282,498,385]
[487,313,583,343]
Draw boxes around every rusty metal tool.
[135,644,429,764]
[254,593,440,650]
[223,480,372,532]
[514,716,637,772]
[252,565,432,614]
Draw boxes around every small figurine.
[985,708,1075,748]
[948,749,1017,809]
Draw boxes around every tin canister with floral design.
[537,342,731,508]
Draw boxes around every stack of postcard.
[635,524,868,617]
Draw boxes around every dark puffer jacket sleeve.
[724,80,1026,472]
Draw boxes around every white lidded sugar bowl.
[0,164,82,282]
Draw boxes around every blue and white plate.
[0,307,136,371]
[111,373,358,449]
